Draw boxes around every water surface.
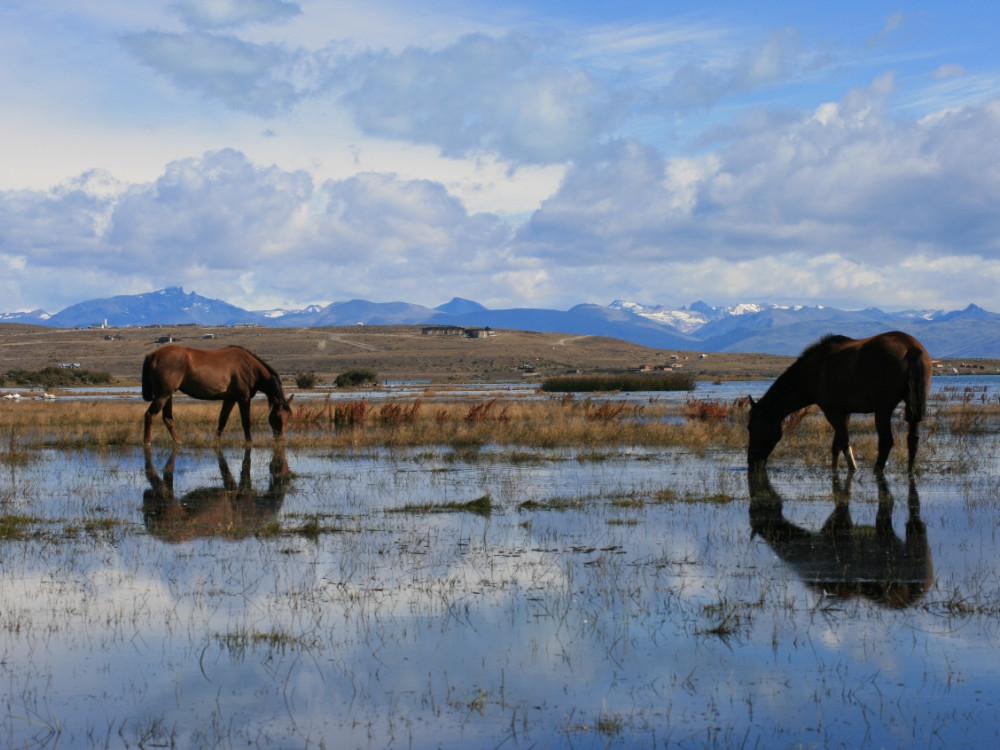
[2,441,1000,748]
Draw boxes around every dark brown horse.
[142,345,293,444]
[747,331,931,473]
[748,468,932,609]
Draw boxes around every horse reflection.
[143,445,290,543]
[748,468,932,608]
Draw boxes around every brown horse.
[142,345,293,444]
[748,468,932,609]
[747,331,931,473]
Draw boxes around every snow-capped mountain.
[0,309,51,324]
[609,300,807,333]
[608,300,711,333]
[5,289,1000,357]
[260,305,325,320]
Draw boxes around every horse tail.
[141,353,154,402]
[906,346,929,423]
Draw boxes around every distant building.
[464,327,493,339]
[422,326,464,336]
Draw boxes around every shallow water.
[2,439,1000,749]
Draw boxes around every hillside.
[0,323,792,384]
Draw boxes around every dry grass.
[0,323,795,384]
[0,395,754,452]
[0,384,984,470]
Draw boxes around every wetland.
[2,377,1000,748]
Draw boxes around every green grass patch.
[0,514,43,540]
[392,494,493,517]
[214,627,319,654]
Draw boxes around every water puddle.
[2,441,1000,748]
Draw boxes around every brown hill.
[0,323,792,384]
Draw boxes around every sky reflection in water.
[1,436,1000,747]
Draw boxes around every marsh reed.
[0,394,750,452]
[0,384,986,470]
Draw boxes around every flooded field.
[3,380,1000,748]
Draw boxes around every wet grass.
[2,386,994,473]
[392,493,494,516]
[0,514,42,540]
[213,627,320,655]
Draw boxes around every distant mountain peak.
[5,288,1000,357]
[435,297,488,315]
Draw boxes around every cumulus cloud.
[316,172,509,264]
[117,8,845,166]
[0,150,513,310]
[338,32,630,164]
[8,4,1000,314]
[106,149,313,269]
[519,76,1000,272]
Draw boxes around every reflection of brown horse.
[142,446,290,543]
[748,468,933,608]
[747,331,931,473]
[142,345,294,444]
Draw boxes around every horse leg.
[161,397,180,442]
[874,410,894,474]
[905,414,921,474]
[217,400,236,438]
[145,395,178,444]
[238,400,253,443]
[143,398,162,445]
[828,413,856,472]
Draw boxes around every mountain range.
[4,286,1000,358]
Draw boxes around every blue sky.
[1,0,998,314]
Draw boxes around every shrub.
[685,396,752,423]
[334,368,378,388]
[295,371,318,389]
[541,372,695,393]
[2,367,113,389]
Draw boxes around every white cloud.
[337,32,630,164]
[174,0,302,29]
[120,31,301,115]
[4,2,1000,314]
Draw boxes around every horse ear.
[747,396,756,407]
[286,394,294,405]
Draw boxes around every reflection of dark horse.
[142,345,294,444]
[142,446,290,543]
[747,331,931,473]
[748,468,933,608]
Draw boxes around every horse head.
[268,394,294,438]
[746,396,782,469]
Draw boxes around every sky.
[1,1,999,315]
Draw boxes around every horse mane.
[234,346,286,401]
[798,333,850,360]
[758,333,848,413]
